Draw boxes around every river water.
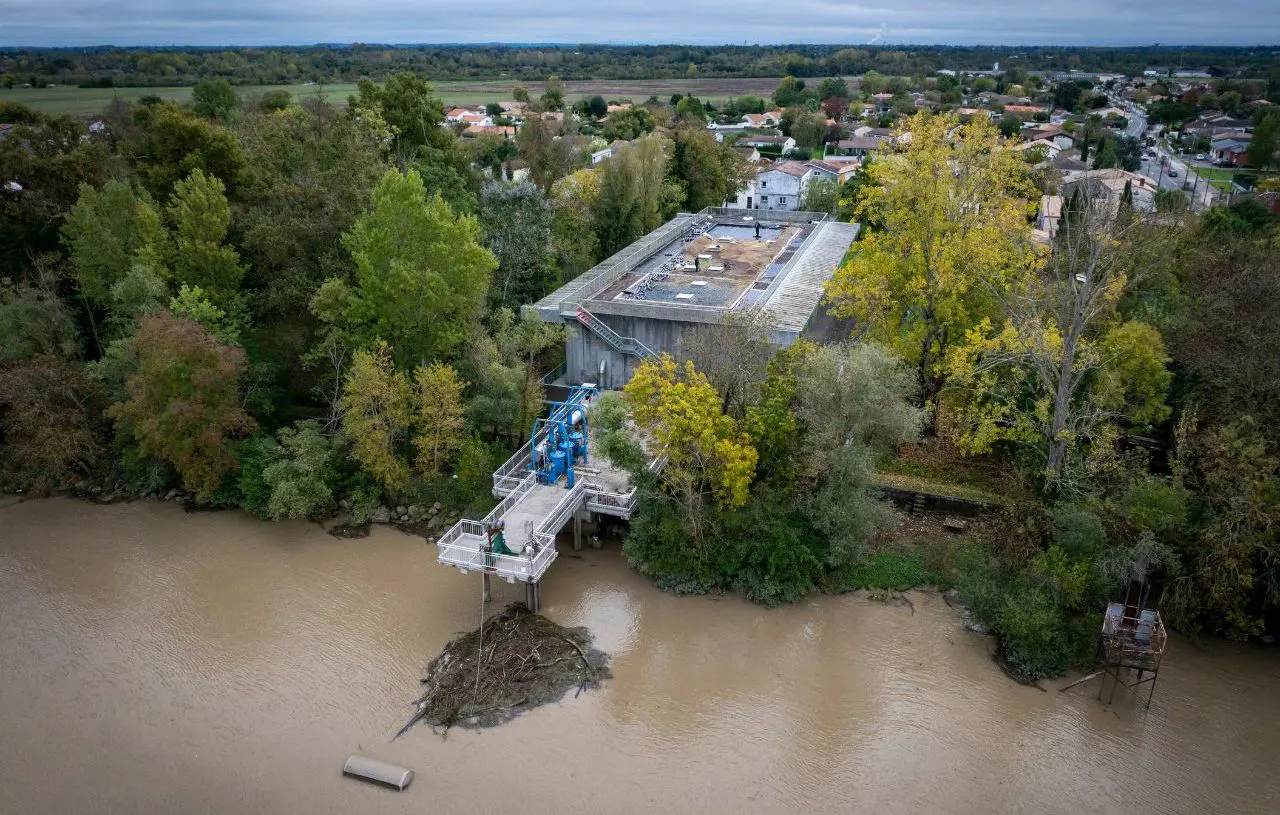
[1,498,1277,814]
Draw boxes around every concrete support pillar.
[573,514,583,551]
[525,580,535,611]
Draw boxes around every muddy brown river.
[1,498,1278,814]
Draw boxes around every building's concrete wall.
[565,313,710,390]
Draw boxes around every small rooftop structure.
[528,207,859,389]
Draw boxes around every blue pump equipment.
[530,384,597,488]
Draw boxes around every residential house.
[734,145,761,163]
[737,133,797,154]
[1037,194,1063,240]
[803,160,841,183]
[726,160,823,211]
[1010,138,1063,161]
[1209,135,1251,166]
[463,125,516,138]
[1061,168,1158,214]
[1183,113,1254,140]
[1003,104,1045,119]
[446,107,494,128]
[741,110,785,128]
[833,135,888,157]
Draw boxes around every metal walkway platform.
[435,401,657,586]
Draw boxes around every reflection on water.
[1,498,1278,814]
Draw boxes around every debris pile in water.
[397,603,610,735]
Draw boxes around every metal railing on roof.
[554,214,698,314]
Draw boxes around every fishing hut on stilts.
[1060,552,1170,707]
[1095,575,1167,707]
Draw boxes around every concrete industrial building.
[527,207,860,390]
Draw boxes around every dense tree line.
[3,45,1278,90]
[0,72,748,523]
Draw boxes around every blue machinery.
[530,384,598,488]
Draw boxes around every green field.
[1193,166,1278,191]
[3,77,786,118]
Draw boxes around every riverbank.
[2,498,1278,814]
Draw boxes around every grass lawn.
[875,438,1017,506]
[4,76,785,118]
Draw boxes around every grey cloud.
[0,0,1276,46]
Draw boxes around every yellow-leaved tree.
[943,191,1171,493]
[413,362,467,476]
[624,355,758,540]
[824,111,1035,431]
[340,342,413,492]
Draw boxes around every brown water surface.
[1,498,1278,814]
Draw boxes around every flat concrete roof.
[527,207,853,332]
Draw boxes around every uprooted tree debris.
[396,603,610,736]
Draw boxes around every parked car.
[1195,153,1206,161]
[1168,170,1179,178]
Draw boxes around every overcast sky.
[2,1,1278,48]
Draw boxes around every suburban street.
[1115,94,1219,211]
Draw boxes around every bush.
[261,421,338,520]
[237,434,277,518]
[727,504,822,606]
[1048,504,1107,560]
[835,549,937,592]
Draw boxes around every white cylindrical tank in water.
[343,755,414,790]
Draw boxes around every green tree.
[257,89,292,112]
[998,113,1022,138]
[671,126,752,211]
[550,168,602,278]
[791,111,829,150]
[348,72,450,161]
[108,314,253,500]
[123,102,243,199]
[817,77,850,101]
[0,284,78,363]
[540,75,565,111]
[340,343,413,492]
[800,177,838,215]
[603,106,656,141]
[166,169,244,306]
[191,78,238,121]
[62,180,166,308]
[1246,112,1280,169]
[168,284,241,344]
[585,95,608,119]
[516,114,576,191]
[327,168,496,368]
[1093,138,1119,169]
[773,76,804,107]
[234,103,385,317]
[480,180,557,308]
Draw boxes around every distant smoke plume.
[867,23,888,45]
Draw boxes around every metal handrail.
[575,305,656,358]
[539,361,567,386]
[531,479,591,549]
[556,214,697,314]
